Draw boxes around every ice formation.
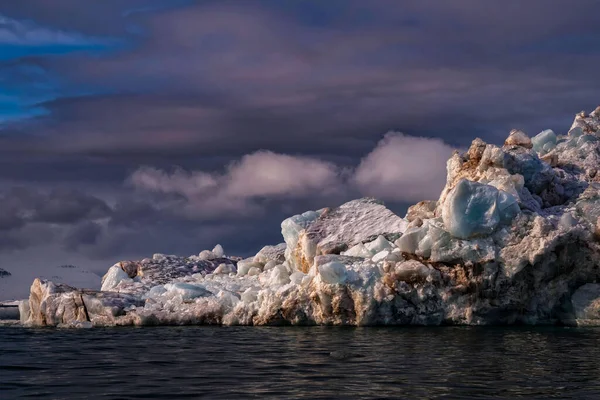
[18,106,600,327]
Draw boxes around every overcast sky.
[1,0,599,282]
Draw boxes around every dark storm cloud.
[0,188,111,252]
[0,187,111,226]
[2,0,600,167]
[0,0,599,281]
[62,221,103,251]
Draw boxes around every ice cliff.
[19,106,600,327]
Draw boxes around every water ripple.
[2,326,600,399]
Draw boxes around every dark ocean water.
[2,326,600,399]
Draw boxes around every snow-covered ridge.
[19,106,600,327]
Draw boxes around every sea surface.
[2,325,600,399]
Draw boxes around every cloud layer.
[129,133,454,217]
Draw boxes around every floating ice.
[20,105,600,328]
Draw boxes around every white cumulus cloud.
[353,132,455,202]
[128,133,456,217]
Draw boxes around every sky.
[0,0,599,290]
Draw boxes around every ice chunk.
[442,179,518,239]
[559,212,578,230]
[237,258,262,277]
[395,226,427,254]
[569,126,583,138]
[496,190,520,223]
[393,260,436,283]
[266,265,290,286]
[101,265,133,291]
[198,250,216,260]
[212,244,225,258]
[281,210,323,270]
[216,290,240,312]
[532,129,557,155]
[341,242,373,258]
[290,271,306,285]
[576,188,600,225]
[262,260,278,271]
[285,199,407,272]
[365,235,393,254]
[318,261,347,285]
[372,250,390,263]
[487,174,524,198]
[144,285,167,299]
[577,134,599,147]
[247,267,261,276]
[163,283,211,300]
[504,129,532,148]
[214,263,235,275]
[241,288,258,304]
[254,243,286,264]
[281,211,321,252]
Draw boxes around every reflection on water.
[2,326,600,399]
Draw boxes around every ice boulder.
[237,258,263,277]
[365,235,393,254]
[101,265,133,291]
[442,179,519,239]
[371,250,390,263]
[532,129,557,155]
[254,243,286,264]
[198,250,216,260]
[504,129,532,148]
[284,198,407,272]
[144,285,167,299]
[341,242,373,258]
[265,265,290,286]
[318,261,347,285]
[214,263,235,275]
[163,283,211,300]
[212,244,225,258]
[393,260,437,284]
[281,210,323,269]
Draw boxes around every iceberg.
[17,105,600,328]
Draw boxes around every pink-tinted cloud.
[353,132,455,202]
[129,150,345,217]
[129,132,456,216]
